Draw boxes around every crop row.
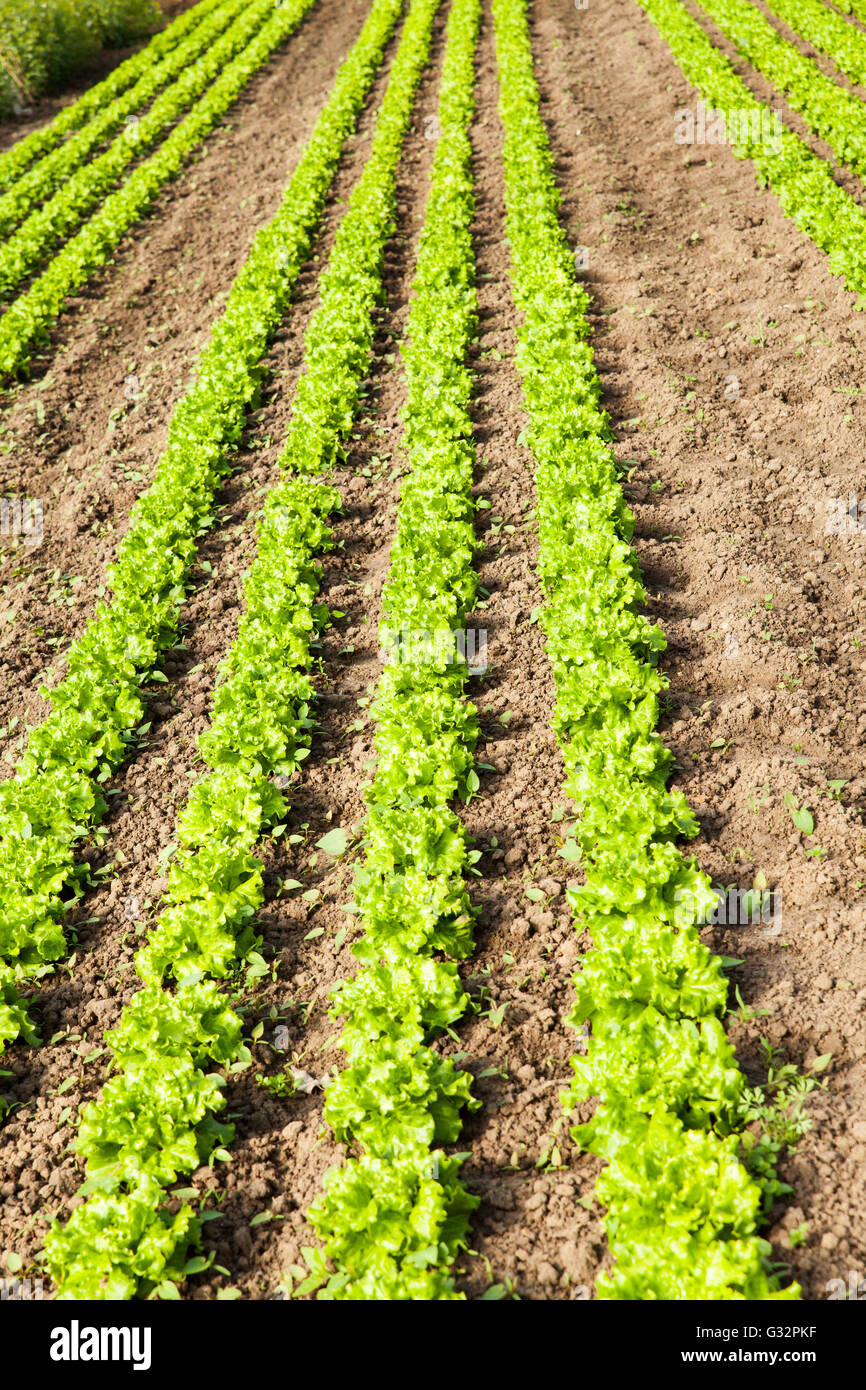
[0,0,163,123]
[494,0,795,1300]
[0,0,254,243]
[0,0,315,377]
[44,0,440,1300]
[695,0,866,177]
[633,0,866,302]
[0,0,406,1062]
[44,478,338,1299]
[762,0,866,88]
[0,0,281,299]
[0,0,229,193]
[305,0,482,1302]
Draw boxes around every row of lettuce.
[0,0,405,1064]
[0,0,222,186]
[694,0,866,175]
[0,0,161,122]
[0,0,255,245]
[0,0,316,377]
[760,0,866,88]
[305,0,483,1301]
[44,0,450,1300]
[634,0,866,303]
[44,478,338,1297]
[495,0,795,1299]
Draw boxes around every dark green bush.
[0,0,162,118]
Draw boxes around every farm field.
[0,0,864,1314]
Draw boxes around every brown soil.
[1,0,865,1303]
